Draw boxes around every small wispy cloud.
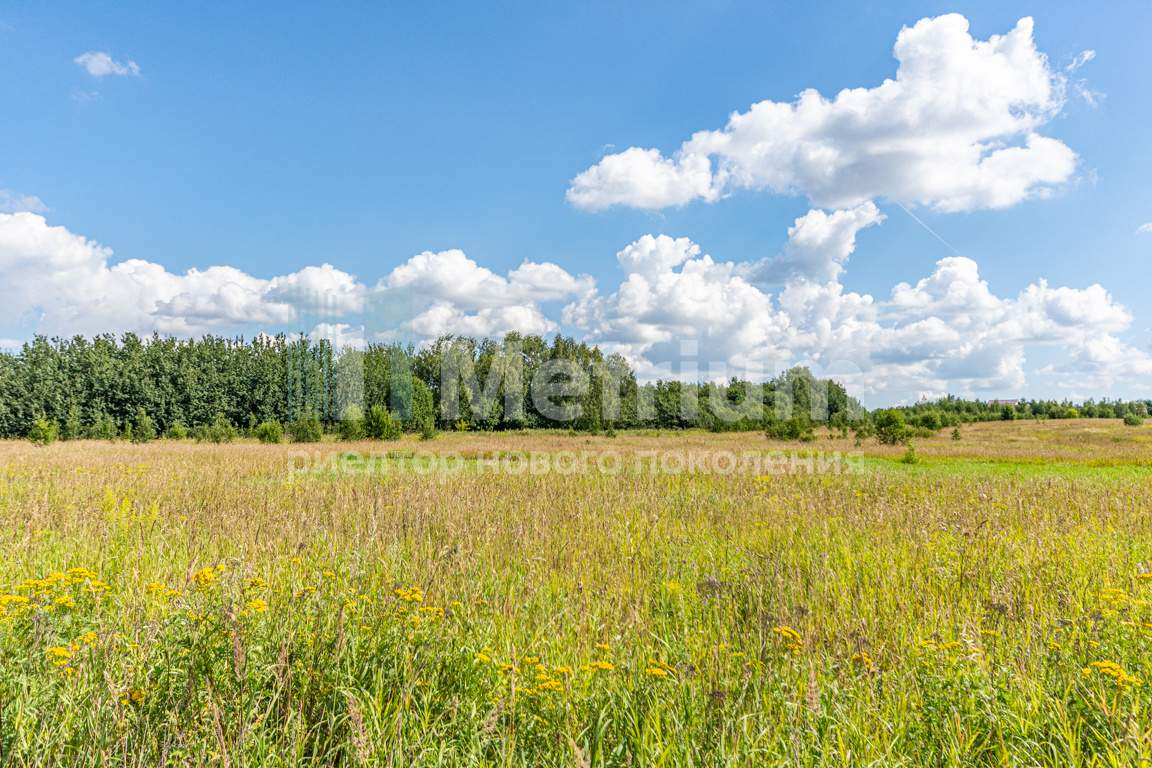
[74,51,140,78]
[1064,49,1102,107]
[1137,223,1152,235]
[1066,49,1096,72]
[71,89,102,104]
[0,189,48,214]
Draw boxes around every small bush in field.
[765,417,815,442]
[874,410,910,445]
[338,405,365,441]
[193,414,237,444]
[131,408,157,443]
[288,414,324,443]
[61,406,82,441]
[255,421,284,444]
[88,412,118,441]
[28,416,58,446]
[1124,413,1144,427]
[364,406,401,441]
[167,421,189,440]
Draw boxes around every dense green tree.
[874,410,910,445]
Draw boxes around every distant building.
[989,399,1021,407]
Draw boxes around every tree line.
[889,395,1149,429]
[0,333,862,440]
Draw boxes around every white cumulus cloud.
[371,249,592,341]
[562,221,1149,399]
[0,213,592,346]
[74,51,141,78]
[568,15,1077,213]
[2,209,1146,403]
[742,203,885,283]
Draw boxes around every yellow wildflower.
[120,688,146,706]
[394,586,424,603]
[45,646,73,667]
[192,567,221,589]
[772,625,803,653]
[1083,660,1141,686]
[145,581,182,601]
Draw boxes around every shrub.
[338,405,365,441]
[254,421,284,444]
[364,406,402,440]
[1124,413,1144,427]
[61,406,82,441]
[418,417,437,441]
[951,427,962,441]
[28,416,59,446]
[87,412,118,441]
[899,445,919,464]
[363,406,387,439]
[765,417,815,442]
[193,414,237,444]
[409,379,436,432]
[288,415,324,443]
[381,413,403,440]
[852,420,875,444]
[131,408,157,443]
[167,421,189,440]
[874,410,909,446]
[913,412,943,432]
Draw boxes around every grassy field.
[2,419,1152,766]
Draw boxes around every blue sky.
[1,1,1149,404]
